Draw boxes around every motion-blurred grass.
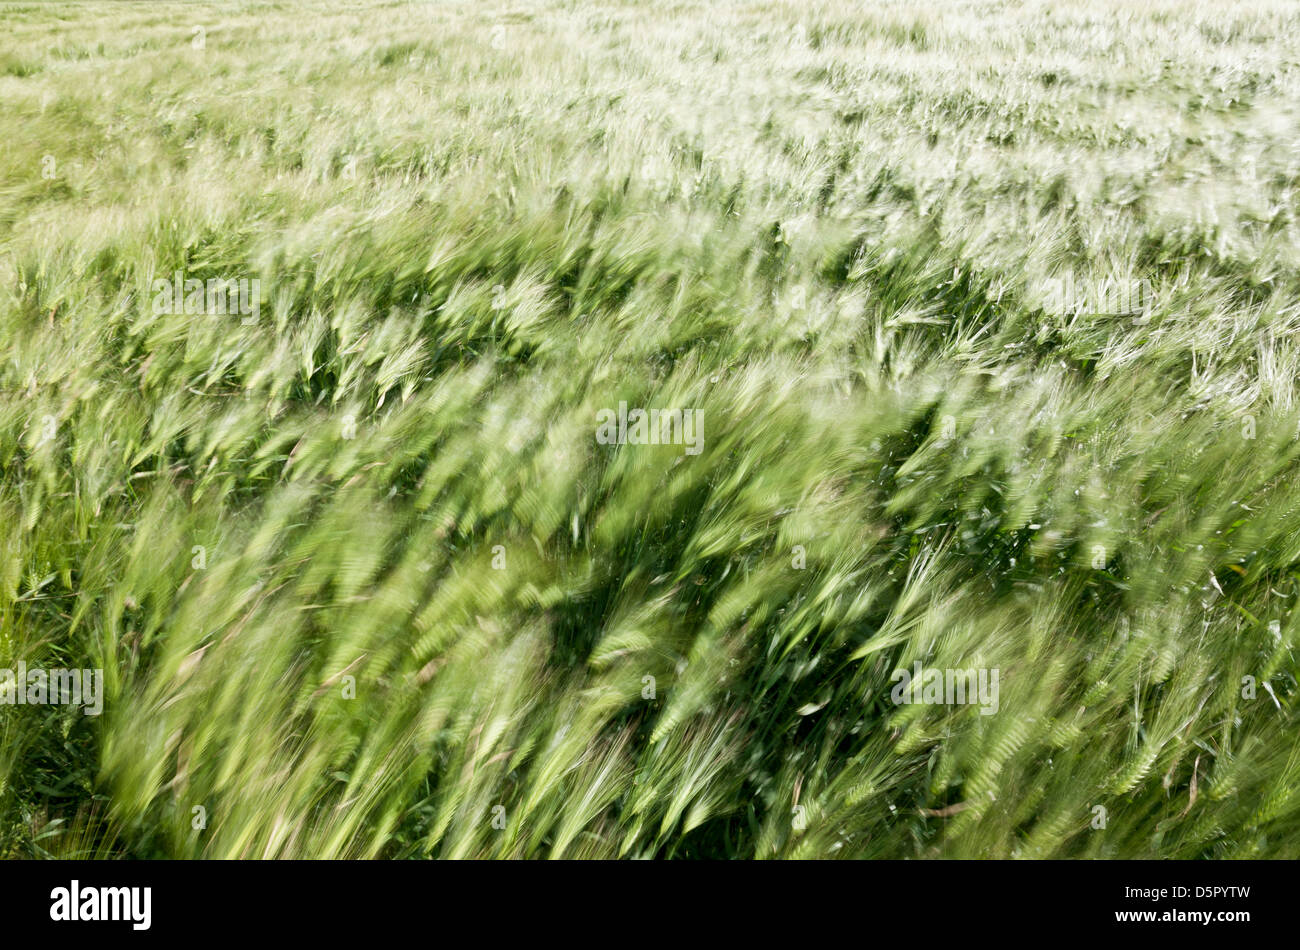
[1,0,1298,858]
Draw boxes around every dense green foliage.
[1,0,1298,858]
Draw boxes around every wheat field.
[1,0,1299,858]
